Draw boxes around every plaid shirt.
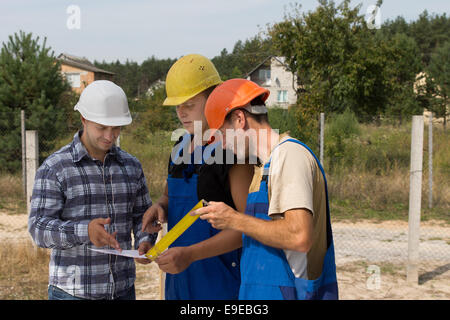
[28,131,155,300]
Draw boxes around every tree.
[267,0,423,143]
[212,36,276,80]
[382,33,423,120]
[409,11,450,66]
[426,41,450,128]
[380,16,409,38]
[0,31,70,172]
[140,56,175,95]
[268,0,379,146]
[382,11,450,67]
[94,56,175,99]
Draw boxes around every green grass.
[120,129,175,201]
[331,198,408,222]
[324,118,449,224]
[330,196,449,223]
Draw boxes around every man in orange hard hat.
[194,78,339,300]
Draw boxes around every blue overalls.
[239,138,338,300]
[165,134,241,300]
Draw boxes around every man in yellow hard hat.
[141,54,253,300]
[194,79,339,300]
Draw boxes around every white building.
[245,56,298,109]
[146,79,165,97]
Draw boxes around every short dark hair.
[202,85,217,98]
[224,94,269,124]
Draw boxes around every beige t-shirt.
[248,135,328,280]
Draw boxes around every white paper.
[88,248,148,259]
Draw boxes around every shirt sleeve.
[268,142,316,217]
[28,163,91,249]
[132,163,157,248]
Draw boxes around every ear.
[80,116,88,129]
[232,109,247,130]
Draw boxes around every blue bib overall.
[239,138,338,300]
[165,135,241,300]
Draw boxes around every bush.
[268,106,301,139]
[128,87,178,133]
[325,109,361,171]
[357,123,411,173]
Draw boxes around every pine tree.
[0,31,70,172]
[426,41,450,128]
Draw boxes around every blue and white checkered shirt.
[28,131,156,300]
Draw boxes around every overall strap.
[170,133,192,165]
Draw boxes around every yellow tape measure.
[145,199,208,260]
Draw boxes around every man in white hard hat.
[28,80,156,300]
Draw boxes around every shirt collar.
[72,131,124,164]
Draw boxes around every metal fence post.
[25,130,39,215]
[407,115,424,284]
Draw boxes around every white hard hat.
[74,80,132,126]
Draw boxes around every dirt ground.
[0,212,29,242]
[134,261,449,300]
[1,211,449,300]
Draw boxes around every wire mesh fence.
[0,109,449,298]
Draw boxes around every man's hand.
[155,247,194,274]
[88,217,121,251]
[136,241,152,265]
[192,201,239,230]
[142,203,166,233]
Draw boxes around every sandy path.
[332,220,450,264]
[0,211,30,241]
[135,219,449,300]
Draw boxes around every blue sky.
[1,0,449,63]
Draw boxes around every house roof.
[57,53,115,75]
[244,56,293,78]
[245,56,272,78]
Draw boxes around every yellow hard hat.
[163,54,222,106]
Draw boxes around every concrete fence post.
[407,115,424,284]
[428,113,433,209]
[25,130,39,215]
[21,110,27,198]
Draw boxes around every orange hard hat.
[204,79,270,131]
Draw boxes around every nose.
[176,105,187,118]
[104,128,116,142]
